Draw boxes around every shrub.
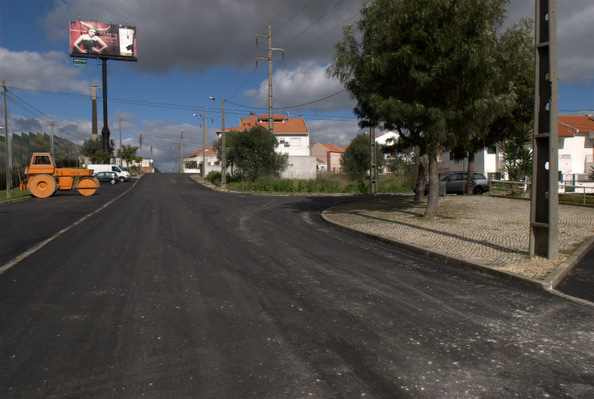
[206,171,221,185]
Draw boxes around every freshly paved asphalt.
[322,195,594,304]
[1,174,593,398]
[556,248,594,302]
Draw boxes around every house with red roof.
[219,113,316,179]
[311,143,347,174]
[439,115,594,182]
[183,147,219,175]
[557,115,594,180]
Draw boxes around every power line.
[7,85,355,121]
[271,0,316,35]
[282,0,345,49]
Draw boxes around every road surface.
[1,174,593,398]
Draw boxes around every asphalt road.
[1,174,593,398]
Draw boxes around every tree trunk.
[466,151,475,195]
[414,143,427,203]
[424,152,439,218]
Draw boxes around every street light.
[193,110,207,179]
[209,96,225,187]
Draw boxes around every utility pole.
[150,145,153,173]
[256,24,284,134]
[119,117,123,167]
[90,85,99,140]
[139,134,143,172]
[3,81,10,199]
[530,0,559,260]
[46,121,56,156]
[202,108,207,178]
[369,126,377,195]
[180,130,184,173]
[221,98,226,187]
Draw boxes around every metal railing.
[489,179,594,204]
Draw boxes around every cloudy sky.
[1,0,593,172]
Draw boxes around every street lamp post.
[209,97,225,187]
[193,108,208,179]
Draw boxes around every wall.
[280,156,317,179]
[559,135,588,175]
[276,135,310,156]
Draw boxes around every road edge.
[321,209,594,308]
[0,178,141,276]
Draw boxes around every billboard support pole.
[101,58,110,160]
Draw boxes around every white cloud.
[506,0,594,85]
[251,62,355,112]
[307,119,361,147]
[0,48,91,94]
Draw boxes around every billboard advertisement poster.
[69,20,137,61]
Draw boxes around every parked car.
[420,172,490,195]
[94,171,119,184]
[88,164,131,182]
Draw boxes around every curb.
[543,236,594,290]
[321,209,594,307]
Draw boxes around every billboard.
[69,20,137,61]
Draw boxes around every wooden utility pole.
[256,24,284,134]
[530,0,559,260]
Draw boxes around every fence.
[0,132,81,190]
[489,180,594,205]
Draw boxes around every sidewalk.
[322,195,594,291]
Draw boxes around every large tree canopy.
[342,132,386,179]
[214,126,288,181]
[117,144,142,169]
[329,0,526,217]
[81,134,113,164]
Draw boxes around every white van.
[88,164,131,182]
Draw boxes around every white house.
[221,113,316,179]
[375,131,399,146]
[439,115,594,182]
[183,147,219,175]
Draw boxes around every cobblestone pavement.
[322,195,594,283]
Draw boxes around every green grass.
[0,187,31,202]
[559,194,594,205]
[218,174,415,194]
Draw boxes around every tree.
[81,135,113,163]
[213,126,288,181]
[117,144,142,169]
[330,0,512,217]
[500,122,533,183]
[452,17,535,194]
[342,132,386,179]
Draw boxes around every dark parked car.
[420,172,490,195]
[94,171,119,184]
